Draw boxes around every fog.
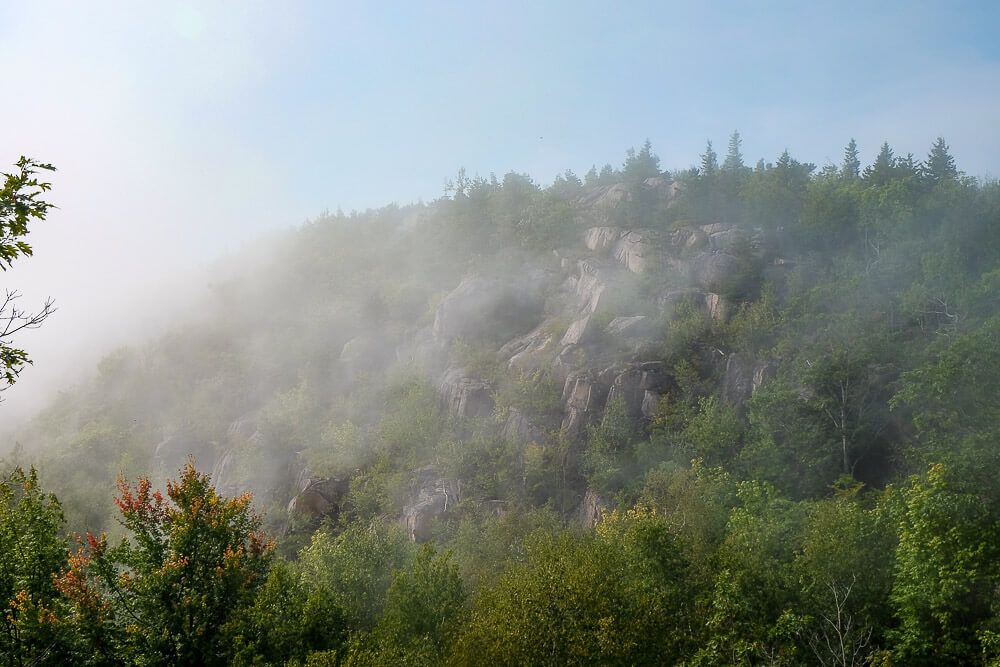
[3,3,999,431]
[4,5,1000,663]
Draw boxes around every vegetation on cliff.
[3,136,1000,664]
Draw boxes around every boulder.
[605,367,646,422]
[583,226,623,252]
[611,229,663,274]
[550,344,585,383]
[561,371,612,439]
[690,252,743,293]
[656,288,727,321]
[401,468,459,542]
[721,353,778,407]
[641,390,662,418]
[578,183,631,209]
[499,324,558,372]
[721,353,755,407]
[560,315,593,346]
[437,367,494,419]
[670,227,708,253]
[287,477,350,521]
[700,222,732,235]
[574,258,615,315]
[605,315,653,338]
[432,276,543,343]
[605,362,670,422]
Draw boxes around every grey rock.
[561,371,611,439]
[560,315,593,346]
[501,408,545,444]
[287,477,350,521]
[499,323,558,372]
[578,489,610,529]
[721,353,778,407]
[432,276,543,343]
[611,229,663,274]
[641,390,662,418]
[690,252,743,293]
[438,367,494,419]
[401,468,460,542]
[605,315,652,338]
[583,226,624,252]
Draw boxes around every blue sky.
[1,0,998,417]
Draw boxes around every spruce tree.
[722,131,744,172]
[598,164,615,185]
[841,138,861,179]
[863,142,896,186]
[700,140,718,178]
[924,137,957,184]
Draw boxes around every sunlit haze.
[2,1,999,418]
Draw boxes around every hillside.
[4,138,1000,664]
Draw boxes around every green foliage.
[348,545,466,665]
[298,520,414,629]
[0,467,75,663]
[891,314,1000,478]
[0,157,55,270]
[5,136,1000,664]
[228,560,348,666]
[888,464,1000,664]
[60,465,275,665]
[679,396,743,466]
[453,508,693,665]
[1,157,57,390]
[492,368,562,420]
[744,150,816,230]
[583,395,639,494]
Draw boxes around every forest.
[2,135,1000,665]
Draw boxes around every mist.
[2,3,1000,665]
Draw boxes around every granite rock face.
[438,367,494,419]
[401,467,460,542]
[433,276,544,343]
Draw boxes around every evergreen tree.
[897,152,921,179]
[924,137,958,185]
[841,138,861,179]
[700,140,719,178]
[622,139,661,184]
[722,131,745,172]
[584,165,599,186]
[863,142,897,186]
[598,163,616,185]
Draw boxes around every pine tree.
[584,165,599,186]
[700,140,719,178]
[622,140,661,184]
[841,139,861,179]
[722,131,744,172]
[598,164,615,185]
[897,153,921,179]
[863,142,896,186]
[924,137,957,185]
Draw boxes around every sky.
[1,0,999,422]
